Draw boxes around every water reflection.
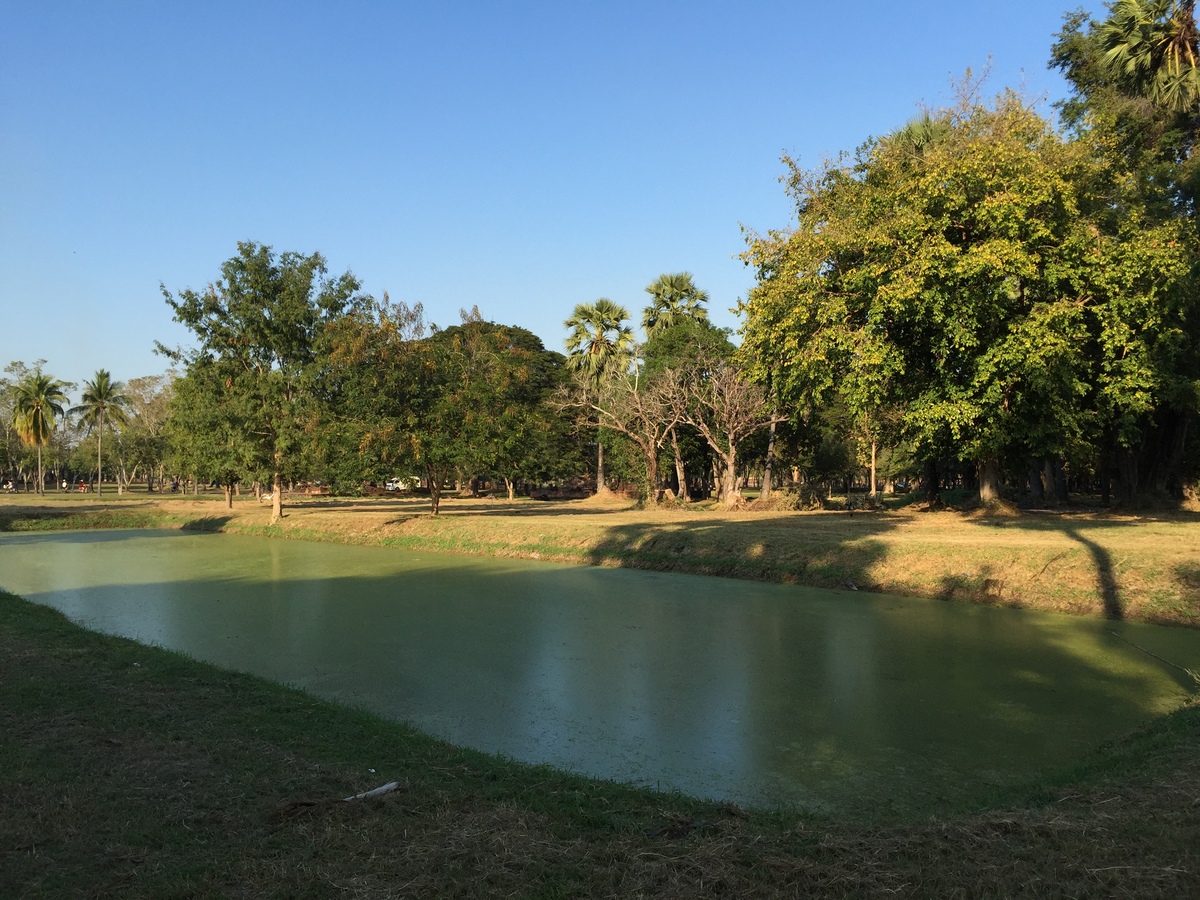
[2,529,1197,816]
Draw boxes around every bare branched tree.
[671,359,785,506]
[557,369,681,503]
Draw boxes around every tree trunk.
[1044,457,1068,503]
[722,450,740,506]
[596,440,605,493]
[978,457,1002,504]
[644,444,660,505]
[1027,461,1044,502]
[271,471,283,521]
[922,458,939,504]
[504,476,515,501]
[868,438,877,499]
[711,457,722,501]
[224,483,234,509]
[427,467,442,515]
[670,427,688,502]
[761,420,777,500]
[96,411,104,497]
[36,444,43,496]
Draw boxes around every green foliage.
[160,241,367,512]
[327,301,572,511]
[1096,0,1200,113]
[12,370,68,451]
[564,298,635,385]
[641,272,710,336]
[68,369,130,494]
[9,367,70,494]
[741,90,1200,501]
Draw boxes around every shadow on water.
[181,516,234,532]
[3,527,1196,821]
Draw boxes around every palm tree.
[1099,0,1200,112]
[70,369,130,496]
[564,299,635,492]
[642,273,709,336]
[12,371,69,496]
[642,274,710,499]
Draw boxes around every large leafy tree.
[69,369,130,496]
[328,301,565,513]
[165,365,258,507]
[563,298,635,492]
[1053,6,1200,498]
[117,372,175,492]
[434,317,569,500]
[742,92,1197,503]
[11,370,69,495]
[160,242,366,520]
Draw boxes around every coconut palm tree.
[12,371,69,496]
[1099,0,1200,112]
[642,273,709,336]
[564,298,635,492]
[70,369,130,496]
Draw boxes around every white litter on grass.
[343,781,400,802]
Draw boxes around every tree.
[567,367,681,504]
[69,369,130,496]
[670,357,782,506]
[165,365,257,508]
[1052,8,1200,500]
[117,372,175,492]
[160,242,366,520]
[742,90,1196,503]
[12,370,69,496]
[642,272,710,336]
[641,277,716,499]
[1098,0,1200,112]
[563,298,635,492]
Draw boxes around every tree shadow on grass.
[965,513,1198,622]
[582,512,900,590]
[1061,527,1123,620]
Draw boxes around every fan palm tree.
[641,274,710,499]
[70,369,130,496]
[12,371,69,496]
[1099,0,1200,112]
[564,299,635,492]
[641,273,709,336]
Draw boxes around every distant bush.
[752,485,824,511]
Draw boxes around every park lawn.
[3,492,1199,626]
[1,591,1198,898]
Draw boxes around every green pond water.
[2,529,1197,817]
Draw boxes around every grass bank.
[2,591,1197,898]
[4,493,1200,626]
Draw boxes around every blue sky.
[1,0,1106,394]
